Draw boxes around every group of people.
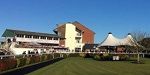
[22,50,39,55]
[0,49,12,55]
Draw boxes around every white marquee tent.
[99,32,139,47]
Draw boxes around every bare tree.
[130,31,149,63]
[131,31,149,42]
[140,38,150,52]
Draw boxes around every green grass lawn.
[27,57,150,75]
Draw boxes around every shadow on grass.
[1,58,63,75]
[131,60,145,64]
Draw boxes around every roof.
[54,21,95,34]
[2,29,61,38]
[72,21,95,34]
[99,33,139,47]
[83,44,98,50]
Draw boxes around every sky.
[0,0,150,43]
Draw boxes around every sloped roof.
[99,33,139,47]
[2,29,61,38]
[72,21,95,34]
[83,44,99,50]
[54,21,95,34]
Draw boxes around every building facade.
[54,21,95,52]
[1,29,62,55]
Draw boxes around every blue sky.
[0,0,150,43]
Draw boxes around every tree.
[139,38,150,53]
[130,31,149,63]
[131,31,149,42]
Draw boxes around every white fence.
[0,52,149,59]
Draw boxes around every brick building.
[54,21,95,52]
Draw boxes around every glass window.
[54,37,58,40]
[47,37,52,40]
[33,36,39,39]
[25,35,32,38]
[76,40,80,43]
[16,34,24,38]
[40,36,46,39]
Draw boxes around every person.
[28,50,30,54]
[22,51,26,54]
[36,51,39,54]
[0,52,5,55]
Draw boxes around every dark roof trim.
[83,44,98,49]
[2,29,61,38]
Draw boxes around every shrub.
[103,53,109,56]
[29,55,40,64]
[104,54,113,61]
[0,58,17,72]
[79,53,85,57]
[93,55,100,60]
[84,53,95,58]
[54,53,61,58]
[68,53,80,57]
[40,54,46,62]
[17,58,27,67]
[118,55,130,61]
[62,53,68,58]
[9,58,17,69]
[26,57,30,65]
[93,54,113,61]
[46,54,53,60]
[144,54,150,58]
[0,59,7,72]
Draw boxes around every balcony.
[16,37,59,44]
[76,33,82,38]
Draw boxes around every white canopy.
[99,33,139,47]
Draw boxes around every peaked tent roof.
[99,33,139,47]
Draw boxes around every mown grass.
[27,57,150,75]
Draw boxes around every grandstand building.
[1,29,65,55]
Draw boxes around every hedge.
[17,58,27,67]
[0,53,132,72]
[93,54,130,61]
[0,58,17,72]
[0,54,63,72]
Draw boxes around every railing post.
[62,54,64,58]
[59,53,61,57]
[52,53,54,59]
[14,56,15,59]
[0,56,2,59]
[23,54,25,58]
[143,53,145,58]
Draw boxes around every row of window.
[16,34,58,40]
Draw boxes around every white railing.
[0,52,149,59]
[16,38,59,44]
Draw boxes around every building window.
[77,33,81,36]
[16,34,24,38]
[76,40,80,43]
[60,38,65,40]
[25,35,32,38]
[47,37,52,40]
[33,36,39,39]
[58,32,61,36]
[54,37,58,40]
[40,36,46,39]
